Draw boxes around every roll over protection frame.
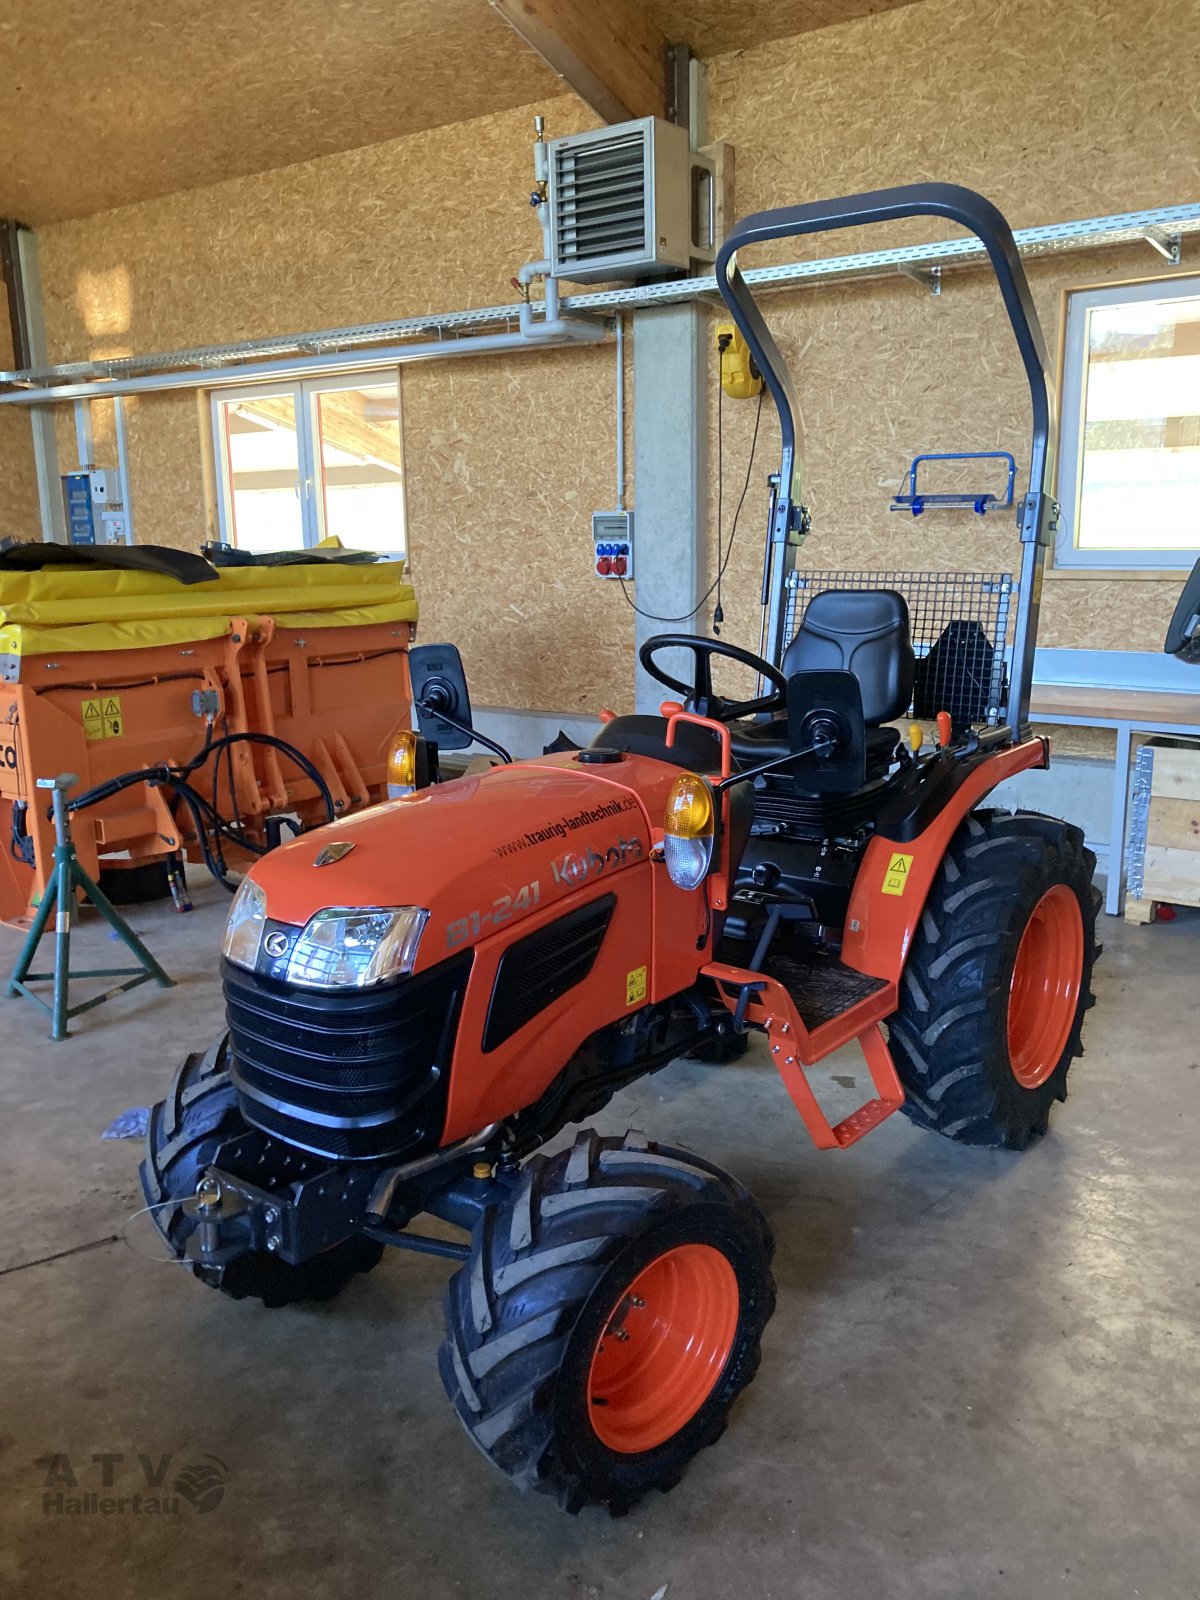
[714,182,1059,735]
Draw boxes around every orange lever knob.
[936,710,953,747]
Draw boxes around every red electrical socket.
[612,554,627,576]
[596,556,613,576]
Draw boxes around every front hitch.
[179,1162,381,1272]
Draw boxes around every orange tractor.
[142,185,1098,1514]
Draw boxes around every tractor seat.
[729,589,916,779]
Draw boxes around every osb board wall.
[402,344,629,714]
[702,0,1200,683]
[35,93,629,712]
[37,95,598,354]
[699,254,1195,660]
[0,296,40,540]
[29,0,1200,716]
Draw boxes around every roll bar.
[715,182,1059,734]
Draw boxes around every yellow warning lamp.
[386,730,424,798]
[663,773,716,890]
[715,323,764,400]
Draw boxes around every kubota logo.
[550,835,643,886]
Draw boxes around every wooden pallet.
[1125,741,1200,924]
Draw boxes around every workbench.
[1029,649,1200,915]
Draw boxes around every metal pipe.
[4,200,1194,403]
[0,324,606,405]
[73,397,93,467]
[716,183,1058,681]
[364,1120,503,1224]
[113,396,135,542]
[615,313,626,510]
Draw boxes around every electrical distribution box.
[62,469,125,546]
[100,510,132,546]
[592,511,634,580]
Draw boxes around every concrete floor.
[0,880,1196,1600]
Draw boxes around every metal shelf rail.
[1,201,1197,403]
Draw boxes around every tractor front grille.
[222,952,471,1162]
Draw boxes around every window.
[1056,277,1200,570]
[212,371,407,557]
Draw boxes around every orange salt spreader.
[0,555,420,924]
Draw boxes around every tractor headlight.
[662,772,716,891]
[284,906,428,990]
[221,877,268,970]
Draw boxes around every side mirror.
[1165,555,1200,663]
[408,643,475,751]
[785,669,867,794]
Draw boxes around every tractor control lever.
[715,733,836,792]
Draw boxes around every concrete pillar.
[631,303,707,713]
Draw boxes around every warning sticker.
[81,695,124,742]
[882,851,914,896]
[626,965,648,1007]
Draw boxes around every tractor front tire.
[141,1038,383,1307]
[439,1129,775,1515]
[889,809,1099,1150]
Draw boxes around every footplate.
[703,961,905,1151]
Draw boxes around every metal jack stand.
[6,774,174,1039]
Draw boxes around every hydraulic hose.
[66,730,337,892]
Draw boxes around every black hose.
[188,731,335,817]
[65,729,337,892]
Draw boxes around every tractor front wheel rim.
[1007,884,1084,1090]
[587,1243,739,1454]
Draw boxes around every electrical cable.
[714,359,724,633]
[616,385,765,626]
[416,699,513,765]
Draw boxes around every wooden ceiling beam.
[488,0,673,124]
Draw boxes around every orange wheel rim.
[1007,884,1084,1090]
[586,1243,739,1454]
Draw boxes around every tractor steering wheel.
[639,634,789,721]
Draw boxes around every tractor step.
[703,958,905,1151]
[759,947,889,1033]
[827,1096,895,1147]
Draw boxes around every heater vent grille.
[553,129,648,267]
[547,117,709,284]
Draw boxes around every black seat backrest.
[782,589,915,725]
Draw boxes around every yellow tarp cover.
[0,563,418,657]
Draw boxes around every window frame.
[1054,274,1200,573]
[210,366,407,557]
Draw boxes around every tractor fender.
[840,737,1048,983]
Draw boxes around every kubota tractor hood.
[245,757,653,973]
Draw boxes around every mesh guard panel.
[784,570,1014,728]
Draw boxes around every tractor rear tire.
[141,1037,383,1307]
[889,809,1099,1150]
[439,1128,775,1515]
